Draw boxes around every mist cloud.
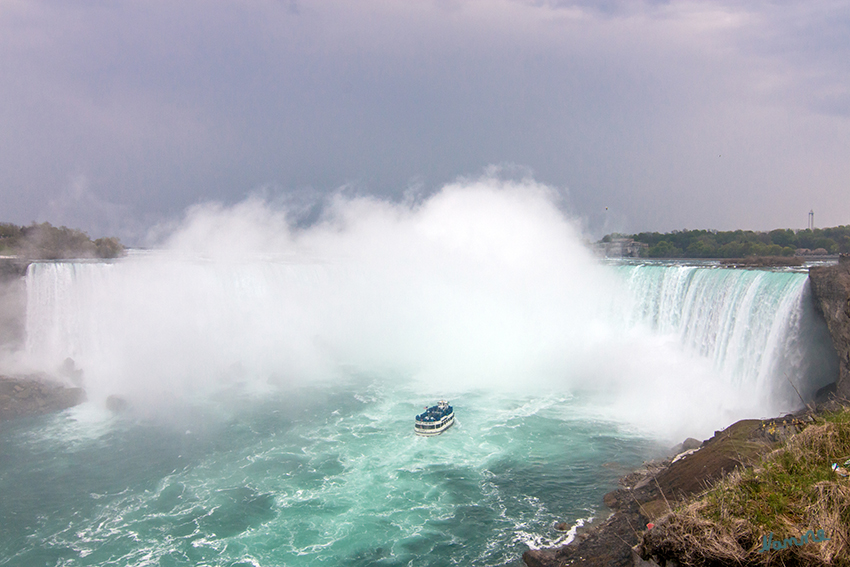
[18,177,795,439]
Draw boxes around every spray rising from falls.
[20,181,837,438]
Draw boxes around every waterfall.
[614,263,836,405]
[24,257,836,417]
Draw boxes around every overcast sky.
[1,0,848,242]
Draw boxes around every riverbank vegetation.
[0,222,124,259]
[640,405,850,566]
[603,226,850,258]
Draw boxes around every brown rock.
[0,375,86,421]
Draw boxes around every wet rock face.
[0,259,28,349]
[0,376,85,421]
[809,255,850,399]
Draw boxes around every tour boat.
[414,400,454,436]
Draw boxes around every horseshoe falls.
[609,262,836,417]
[0,189,839,567]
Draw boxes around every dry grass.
[639,408,850,566]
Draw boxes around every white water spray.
[20,179,836,439]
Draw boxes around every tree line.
[603,226,850,258]
[0,222,125,259]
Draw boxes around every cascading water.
[612,263,836,412]
[2,184,840,566]
[24,259,834,416]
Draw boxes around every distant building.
[595,238,648,258]
[796,248,829,256]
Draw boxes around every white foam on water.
[514,513,595,551]
[16,402,116,451]
[1,377,665,566]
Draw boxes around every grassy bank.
[640,405,850,566]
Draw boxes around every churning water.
[0,183,838,566]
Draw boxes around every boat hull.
[414,413,455,436]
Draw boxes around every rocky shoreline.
[522,410,833,567]
[0,374,86,422]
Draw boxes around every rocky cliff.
[808,254,850,400]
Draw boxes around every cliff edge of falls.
[1,259,87,421]
[809,254,850,400]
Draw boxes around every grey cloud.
[1,0,848,241]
